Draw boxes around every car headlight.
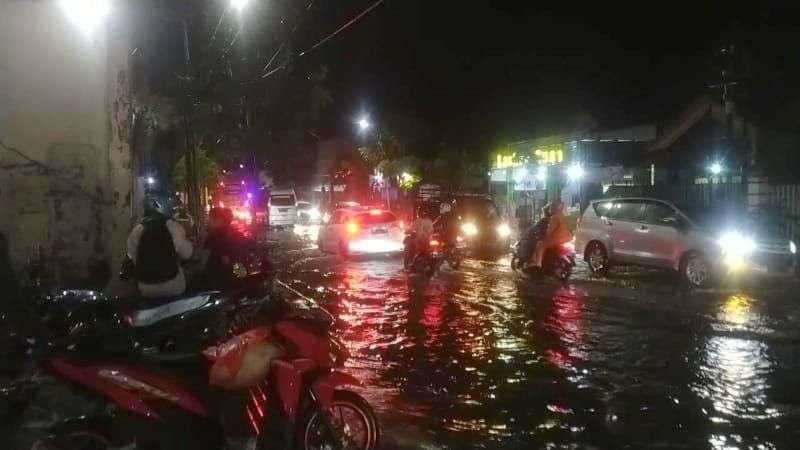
[322,212,330,224]
[497,223,511,238]
[718,231,756,256]
[308,208,321,220]
[791,241,797,254]
[461,222,478,236]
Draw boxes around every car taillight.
[429,239,441,247]
[346,221,360,235]
[398,220,405,230]
[562,240,575,252]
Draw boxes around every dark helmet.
[143,192,176,218]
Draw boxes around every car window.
[592,201,613,217]
[270,195,295,207]
[644,202,677,225]
[356,212,397,225]
[610,201,644,222]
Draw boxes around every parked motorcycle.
[510,240,575,282]
[4,284,379,450]
[405,232,464,277]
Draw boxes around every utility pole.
[181,17,201,237]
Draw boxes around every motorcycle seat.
[129,292,218,328]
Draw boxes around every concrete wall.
[0,0,133,282]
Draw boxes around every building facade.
[0,1,133,282]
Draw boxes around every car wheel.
[338,241,350,259]
[681,252,711,288]
[585,242,609,275]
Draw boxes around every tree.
[151,0,332,188]
[173,148,219,189]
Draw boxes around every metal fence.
[766,183,800,242]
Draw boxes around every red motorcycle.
[5,285,379,450]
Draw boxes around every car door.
[639,201,682,268]
[607,200,646,263]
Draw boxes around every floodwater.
[283,227,800,449]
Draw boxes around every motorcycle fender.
[49,358,161,420]
[273,360,303,423]
[310,371,362,410]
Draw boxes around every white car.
[268,189,297,229]
[574,197,775,287]
[318,208,405,256]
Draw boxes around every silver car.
[574,198,796,287]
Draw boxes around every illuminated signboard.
[533,144,564,165]
[494,142,569,170]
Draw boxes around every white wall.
[0,0,132,282]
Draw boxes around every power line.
[261,0,316,75]
[261,0,387,79]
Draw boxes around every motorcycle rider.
[520,204,552,266]
[408,205,434,259]
[433,200,460,247]
[197,207,255,289]
[126,196,194,299]
[530,200,572,268]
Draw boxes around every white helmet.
[439,202,452,214]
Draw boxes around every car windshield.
[456,198,499,221]
[270,195,295,207]
[356,212,396,225]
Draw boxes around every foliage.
[359,131,422,190]
[147,0,332,184]
[173,148,219,188]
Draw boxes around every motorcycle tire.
[297,390,380,450]
[510,254,519,271]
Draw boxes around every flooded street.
[281,228,800,449]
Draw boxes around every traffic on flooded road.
[278,226,800,449]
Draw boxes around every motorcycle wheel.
[552,260,572,283]
[510,254,519,271]
[298,390,379,450]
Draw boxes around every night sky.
[307,0,800,150]
[137,1,800,155]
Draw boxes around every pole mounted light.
[231,0,250,13]
[60,0,111,34]
[357,116,371,132]
[566,163,585,182]
[709,162,723,176]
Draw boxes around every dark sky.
[137,1,800,155]
[303,0,800,150]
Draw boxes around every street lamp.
[566,163,585,182]
[60,0,111,34]
[709,162,723,176]
[231,0,250,12]
[357,116,371,132]
[146,176,155,185]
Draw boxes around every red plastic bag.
[203,327,283,389]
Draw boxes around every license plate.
[372,228,388,234]
[279,208,288,213]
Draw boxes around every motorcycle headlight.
[497,223,511,238]
[791,240,797,255]
[461,222,478,236]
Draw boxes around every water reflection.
[693,294,780,438]
[283,242,797,448]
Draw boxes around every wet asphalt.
[276,226,800,449]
